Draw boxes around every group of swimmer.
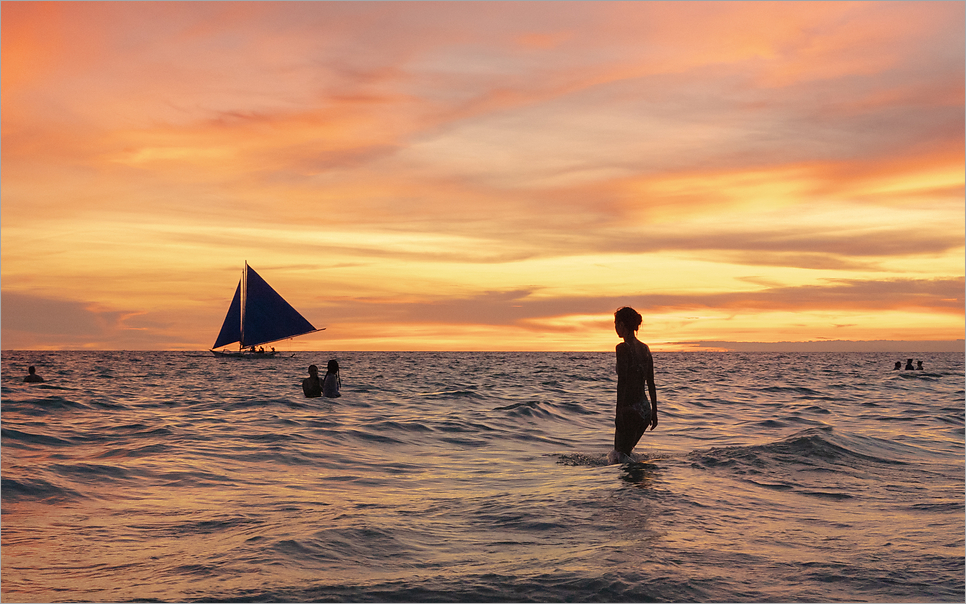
[895,359,925,370]
[302,359,342,398]
[21,359,344,399]
[21,307,653,464]
[301,307,660,464]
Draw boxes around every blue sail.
[211,264,319,350]
[241,265,317,347]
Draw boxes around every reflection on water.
[619,461,660,486]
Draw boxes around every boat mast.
[239,261,248,350]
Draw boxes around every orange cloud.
[2,1,963,351]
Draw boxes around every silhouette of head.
[28,366,37,375]
[614,307,642,332]
[308,364,318,376]
[327,359,339,373]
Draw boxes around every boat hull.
[210,349,280,359]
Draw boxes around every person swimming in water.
[608,306,658,464]
[905,359,915,370]
[23,366,44,383]
[916,360,924,370]
[322,359,341,398]
[302,365,322,398]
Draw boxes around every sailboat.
[210,262,323,357]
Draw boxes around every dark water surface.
[2,351,963,602]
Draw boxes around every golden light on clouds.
[2,1,963,351]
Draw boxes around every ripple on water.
[0,350,962,603]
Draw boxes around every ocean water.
[1,350,963,603]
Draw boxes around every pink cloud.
[2,2,962,350]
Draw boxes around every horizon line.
[3,339,964,354]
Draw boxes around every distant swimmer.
[894,361,902,370]
[905,359,915,370]
[322,359,342,398]
[302,364,322,398]
[23,366,44,383]
[916,360,924,370]
[607,307,658,465]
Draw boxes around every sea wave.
[2,350,962,603]
[689,426,913,470]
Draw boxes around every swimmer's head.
[327,359,339,373]
[308,364,319,376]
[614,307,642,333]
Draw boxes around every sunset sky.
[2,1,963,351]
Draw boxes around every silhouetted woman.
[608,307,658,464]
[322,359,341,398]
